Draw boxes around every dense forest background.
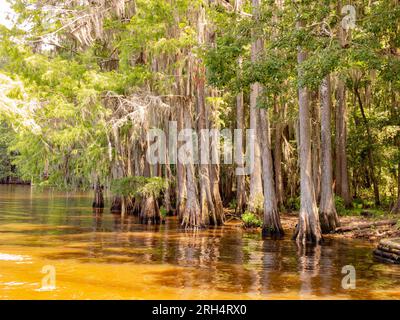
[0,0,399,244]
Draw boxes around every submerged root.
[110,196,122,213]
[319,210,340,234]
[92,185,104,208]
[110,196,134,215]
[180,204,205,230]
[292,214,323,245]
[262,208,284,240]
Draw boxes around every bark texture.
[259,108,284,239]
[235,62,247,215]
[293,20,322,244]
[248,0,264,215]
[181,105,203,229]
[335,1,352,207]
[273,98,284,209]
[319,76,340,233]
[92,179,105,208]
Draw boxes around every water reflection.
[1,185,400,299]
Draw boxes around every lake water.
[0,185,399,299]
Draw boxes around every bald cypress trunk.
[140,194,160,224]
[181,104,203,229]
[259,108,284,239]
[209,90,225,225]
[355,87,380,206]
[92,178,105,208]
[273,98,284,210]
[139,160,161,224]
[311,91,321,202]
[196,5,219,226]
[293,19,322,245]
[210,154,225,225]
[248,0,264,215]
[198,93,214,226]
[335,77,352,208]
[335,0,352,207]
[235,87,247,214]
[234,0,247,216]
[319,76,340,233]
[177,100,187,219]
[272,0,284,210]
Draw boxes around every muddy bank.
[327,215,400,243]
[235,211,399,244]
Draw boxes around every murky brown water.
[0,185,400,299]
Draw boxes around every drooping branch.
[0,74,42,135]
[31,0,136,47]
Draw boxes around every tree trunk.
[319,75,340,233]
[172,10,186,220]
[92,178,105,208]
[163,139,173,214]
[273,97,284,210]
[391,87,400,214]
[209,90,225,225]
[210,155,225,225]
[335,1,352,207]
[197,78,214,226]
[235,61,247,215]
[176,93,187,219]
[293,20,322,245]
[335,78,352,207]
[259,108,284,239]
[355,87,381,206]
[140,194,160,224]
[234,0,247,216]
[192,5,225,226]
[111,196,122,213]
[311,90,321,202]
[248,0,264,215]
[181,105,203,229]
[272,0,285,209]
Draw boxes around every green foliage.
[0,0,204,190]
[242,211,262,228]
[228,198,237,210]
[0,121,16,180]
[341,207,386,217]
[159,206,168,219]
[111,176,168,198]
[334,196,346,215]
[205,34,248,91]
[287,197,301,212]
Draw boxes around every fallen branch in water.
[335,219,398,233]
